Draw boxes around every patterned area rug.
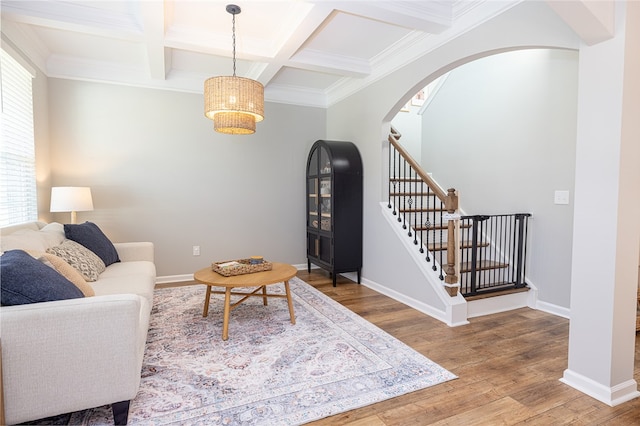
[68,277,456,425]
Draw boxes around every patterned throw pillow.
[47,240,106,282]
[38,253,95,296]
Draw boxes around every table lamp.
[50,186,93,224]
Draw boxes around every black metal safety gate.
[459,214,531,296]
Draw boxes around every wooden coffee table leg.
[284,280,296,324]
[203,285,212,317]
[262,285,268,306]
[222,287,232,340]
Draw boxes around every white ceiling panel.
[0,0,520,107]
[31,26,145,66]
[298,11,412,60]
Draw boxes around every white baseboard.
[155,274,193,284]
[561,369,640,406]
[467,291,529,318]
[536,300,570,319]
[357,277,456,326]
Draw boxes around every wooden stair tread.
[428,240,489,251]
[460,260,508,273]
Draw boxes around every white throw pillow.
[0,229,48,253]
[40,222,66,247]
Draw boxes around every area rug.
[68,277,456,425]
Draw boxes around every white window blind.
[1,48,37,227]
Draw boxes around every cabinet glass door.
[319,147,331,174]
[319,177,331,231]
[308,148,318,175]
[308,178,318,228]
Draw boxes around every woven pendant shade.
[204,75,264,135]
[213,112,255,134]
[203,5,264,135]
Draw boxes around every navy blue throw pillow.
[64,221,120,266]
[0,250,85,306]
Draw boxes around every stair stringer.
[379,202,469,327]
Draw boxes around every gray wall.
[325,1,581,311]
[18,0,581,312]
[420,48,578,307]
[47,79,325,277]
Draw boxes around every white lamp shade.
[50,187,94,212]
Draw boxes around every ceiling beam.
[139,1,168,80]
[0,0,142,40]
[254,4,335,86]
[545,0,615,46]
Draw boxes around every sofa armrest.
[114,241,154,263]
[0,295,146,424]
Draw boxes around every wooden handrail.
[388,126,460,296]
[388,129,447,202]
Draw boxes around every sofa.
[0,221,156,425]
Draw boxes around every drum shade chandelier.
[204,4,264,135]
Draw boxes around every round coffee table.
[193,262,297,340]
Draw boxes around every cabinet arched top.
[307,140,363,176]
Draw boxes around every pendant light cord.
[232,12,236,77]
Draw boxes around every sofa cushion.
[38,253,95,297]
[0,250,85,306]
[64,222,120,267]
[90,265,155,307]
[47,240,106,282]
[0,229,49,253]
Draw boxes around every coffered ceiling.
[1,0,521,107]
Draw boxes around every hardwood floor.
[297,269,640,425]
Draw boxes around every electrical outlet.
[193,245,200,256]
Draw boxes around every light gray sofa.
[0,221,156,425]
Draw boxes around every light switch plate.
[554,190,570,205]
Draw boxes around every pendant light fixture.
[204,4,264,135]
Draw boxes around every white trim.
[341,272,469,327]
[467,291,529,318]
[380,202,469,326]
[1,40,36,77]
[358,275,469,327]
[560,369,640,406]
[155,274,193,285]
[418,72,450,114]
[536,299,570,319]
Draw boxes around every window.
[1,47,37,227]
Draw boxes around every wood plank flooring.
[297,269,640,425]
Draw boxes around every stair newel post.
[444,188,460,296]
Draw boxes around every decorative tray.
[211,258,273,276]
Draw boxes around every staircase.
[387,127,531,300]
